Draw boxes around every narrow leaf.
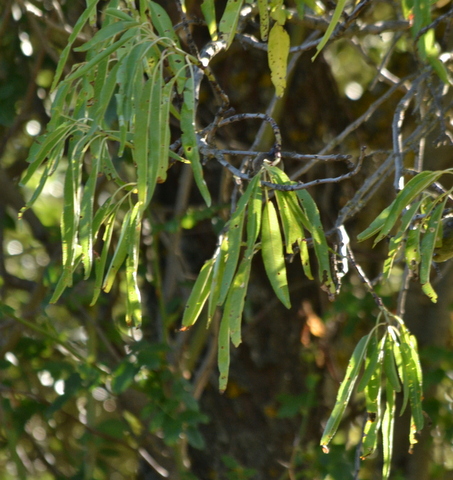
[320,334,369,448]
[181,67,211,206]
[218,0,244,49]
[268,23,290,97]
[181,258,215,329]
[261,200,291,308]
[218,314,230,393]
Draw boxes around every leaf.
[405,226,421,273]
[201,0,218,40]
[261,200,291,308]
[181,67,211,206]
[74,20,138,52]
[218,314,230,393]
[207,238,228,322]
[357,336,379,393]
[296,190,335,296]
[374,171,443,245]
[245,174,263,254]
[181,258,215,330]
[135,78,154,207]
[420,198,447,303]
[268,23,290,98]
[79,137,104,279]
[125,203,142,326]
[91,212,117,306]
[357,205,392,242]
[312,0,347,61]
[258,0,270,41]
[382,382,396,480]
[222,257,252,347]
[384,332,401,393]
[51,1,98,90]
[102,210,132,293]
[382,199,423,280]
[320,334,369,448]
[218,0,244,49]
[400,330,424,431]
[62,28,138,87]
[217,208,245,306]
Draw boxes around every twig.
[392,73,429,191]
[347,244,385,309]
[262,146,365,191]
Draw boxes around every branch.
[261,146,365,191]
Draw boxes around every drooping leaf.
[258,0,270,41]
[320,334,369,448]
[218,314,230,393]
[201,0,218,40]
[268,23,290,98]
[261,200,291,308]
[382,381,396,480]
[181,258,215,330]
[222,257,252,347]
[218,0,244,49]
[181,66,211,206]
[296,190,335,296]
[420,198,447,303]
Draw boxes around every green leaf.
[125,203,142,326]
[245,174,263,255]
[218,0,244,49]
[400,330,424,431]
[374,171,443,245]
[62,28,138,87]
[91,212,117,306]
[357,205,392,242]
[384,332,401,393]
[320,334,369,448]
[217,208,245,306]
[222,257,252,347]
[79,137,104,279]
[405,226,421,273]
[208,238,228,322]
[102,210,132,293]
[181,67,211,206]
[261,200,291,308]
[181,258,215,330]
[296,190,335,296]
[357,336,379,393]
[74,20,138,52]
[382,382,396,480]
[312,0,347,61]
[201,0,218,40]
[218,314,230,393]
[51,1,99,90]
[258,0,270,41]
[135,77,154,207]
[382,199,423,280]
[420,198,447,302]
[268,23,290,98]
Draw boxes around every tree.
[1,0,453,479]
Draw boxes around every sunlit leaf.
[218,0,244,49]
[320,334,369,448]
[268,23,290,98]
[261,200,291,308]
[181,258,215,330]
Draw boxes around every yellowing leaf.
[268,23,290,98]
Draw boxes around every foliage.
[2,0,453,479]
